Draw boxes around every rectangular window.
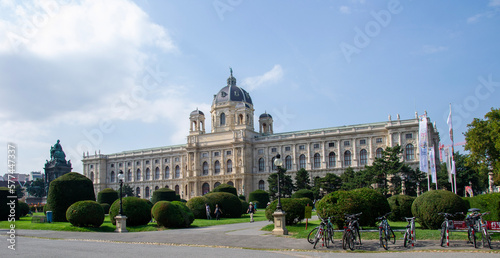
[110,164,114,168]
[271,148,277,153]
[214,152,220,157]
[202,153,208,158]
[226,150,231,155]
[285,146,291,152]
[119,163,123,167]
[328,142,335,148]
[360,139,366,145]
[136,161,140,165]
[175,157,180,162]
[299,145,305,150]
[376,138,383,143]
[405,133,413,139]
[313,143,320,149]
[145,160,150,165]
[90,165,94,169]
[258,149,264,154]
[155,159,159,164]
[164,158,169,163]
[344,141,350,146]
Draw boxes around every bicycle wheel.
[482,228,491,249]
[328,226,334,243]
[313,229,321,249]
[389,226,396,244]
[353,227,361,245]
[440,224,446,247]
[342,231,348,250]
[467,228,473,244]
[472,228,477,248]
[403,229,409,247]
[324,228,330,248]
[307,227,318,244]
[380,229,388,250]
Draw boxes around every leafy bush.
[316,190,365,229]
[100,203,111,214]
[211,184,237,196]
[387,195,415,222]
[411,190,468,229]
[18,201,30,217]
[97,188,118,205]
[241,199,249,214]
[265,198,312,225]
[66,200,104,227]
[109,197,152,226]
[204,192,242,218]
[186,196,209,219]
[0,187,19,221]
[238,195,246,201]
[151,188,177,204]
[47,172,96,222]
[463,193,500,221]
[291,189,314,201]
[249,190,269,207]
[151,201,194,228]
[351,188,390,226]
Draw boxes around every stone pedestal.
[115,215,128,233]
[272,210,288,235]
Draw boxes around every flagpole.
[449,103,457,194]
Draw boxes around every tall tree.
[122,184,134,197]
[464,107,500,185]
[367,145,406,195]
[26,178,46,197]
[267,169,293,200]
[319,173,342,194]
[294,168,311,190]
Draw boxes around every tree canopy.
[27,178,46,197]
[294,168,310,190]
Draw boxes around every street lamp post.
[274,154,283,211]
[272,154,287,235]
[118,171,124,215]
[115,171,127,233]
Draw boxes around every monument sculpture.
[44,140,72,191]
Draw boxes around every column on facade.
[322,141,327,169]
[352,138,357,167]
[369,137,373,161]
[193,151,198,177]
[292,144,297,170]
[306,143,311,170]
[337,141,341,167]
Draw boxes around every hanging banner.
[419,114,428,173]
[429,147,437,183]
[444,148,452,182]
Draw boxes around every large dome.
[213,71,253,106]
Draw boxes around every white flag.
[429,148,437,183]
[451,160,456,175]
[447,106,454,142]
[419,115,428,173]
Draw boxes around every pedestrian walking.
[214,204,222,220]
[205,203,211,220]
[247,202,256,222]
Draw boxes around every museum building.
[82,71,440,200]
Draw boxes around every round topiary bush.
[463,193,500,221]
[100,203,111,214]
[241,199,249,215]
[151,188,176,204]
[18,201,30,217]
[412,190,468,229]
[66,200,104,227]
[351,188,390,227]
[315,190,365,229]
[109,197,152,226]
[239,195,246,201]
[186,196,209,219]
[204,192,242,218]
[151,201,194,228]
[97,188,118,205]
[0,187,19,221]
[249,190,269,207]
[265,198,312,225]
[47,172,96,222]
[291,189,314,201]
[211,184,237,196]
[387,195,415,222]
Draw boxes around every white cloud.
[489,0,500,7]
[339,6,351,14]
[422,45,448,54]
[241,65,284,91]
[467,1,499,23]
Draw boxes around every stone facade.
[82,72,440,200]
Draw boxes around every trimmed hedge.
[109,197,153,226]
[316,190,365,229]
[66,200,104,227]
[151,188,176,204]
[241,199,249,215]
[151,201,194,228]
[411,190,468,229]
[291,189,314,201]
[249,190,269,207]
[239,195,246,201]
[46,172,96,222]
[463,193,500,221]
[186,196,209,219]
[0,187,19,221]
[211,184,237,196]
[100,203,111,214]
[204,192,242,218]
[18,201,30,217]
[97,188,118,205]
[265,198,313,225]
[351,188,390,227]
[387,195,415,222]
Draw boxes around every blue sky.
[1,0,499,176]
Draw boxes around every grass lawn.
[0,211,270,232]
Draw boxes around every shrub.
[387,195,415,222]
[151,188,176,204]
[463,193,500,221]
[66,200,104,227]
[109,197,152,226]
[316,190,365,229]
[204,192,242,218]
[241,199,249,214]
[238,195,246,201]
[18,201,30,217]
[97,188,118,205]
[291,189,314,201]
[412,190,468,229]
[186,196,209,219]
[351,188,390,226]
[265,198,312,225]
[100,203,111,214]
[46,172,96,222]
[43,203,51,215]
[151,201,194,228]
[211,184,237,196]
[0,187,19,221]
[249,190,269,207]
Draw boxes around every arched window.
[285,155,292,170]
[165,185,169,189]
[146,168,151,180]
[272,157,277,171]
[220,112,226,126]
[227,181,234,186]
[360,149,367,165]
[344,151,351,167]
[155,186,159,191]
[136,169,141,181]
[258,158,265,171]
[328,152,336,168]
[227,159,232,173]
[145,187,150,198]
[299,154,306,169]
[259,180,265,190]
[175,185,179,195]
[175,165,180,178]
[238,114,243,124]
[136,187,141,197]
[202,183,210,195]
[406,144,414,160]
[90,172,94,182]
[155,167,160,180]
[202,162,209,175]
[376,148,383,159]
[127,170,132,181]
[164,166,170,179]
[314,153,321,168]
[110,171,115,183]
[214,182,221,188]
[214,160,220,174]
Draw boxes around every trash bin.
[46,211,52,223]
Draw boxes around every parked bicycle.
[342,212,362,251]
[476,211,492,249]
[307,214,334,249]
[376,212,395,250]
[439,212,463,247]
[465,208,480,248]
[403,217,417,248]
